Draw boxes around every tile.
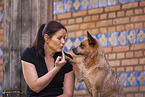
[0,47,3,59]
[118,31,127,46]
[0,11,4,23]
[108,0,118,6]
[89,0,99,8]
[97,33,108,47]
[108,32,119,46]
[126,0,136,3]
[127,29,137,45]
[98,0,108,7]
[136,29,145,43]
[0,83,2,95]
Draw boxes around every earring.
[47,41,48,44]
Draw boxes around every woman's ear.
[44,34,49,42]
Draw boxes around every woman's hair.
[31,21,67,59]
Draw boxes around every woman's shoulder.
[21,47,36,61]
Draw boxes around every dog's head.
[73,31,101,56]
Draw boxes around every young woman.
[21,21,75,97]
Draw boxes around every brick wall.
[54,0,145,97]
[0,0,3,96]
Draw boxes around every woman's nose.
[61,38,65,44]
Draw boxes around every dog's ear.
[87,31,96,46]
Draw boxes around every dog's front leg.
[73,64,84,82]
[65,56,84,82]
[92,87,99,97]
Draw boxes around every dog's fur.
[72,32,124,97]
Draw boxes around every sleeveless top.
[21,47,73,97]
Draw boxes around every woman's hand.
[55,51,66,68]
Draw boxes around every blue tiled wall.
[63,29,145,51]
[75,71,145,90]
[54,0,143,15]
[0,10,4,95]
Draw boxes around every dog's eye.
[80,43,85,47]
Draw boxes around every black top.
[21,47,73,97]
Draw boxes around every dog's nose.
[72,48,76,51]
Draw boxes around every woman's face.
[46,29,66,52]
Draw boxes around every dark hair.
[31,21,67,59]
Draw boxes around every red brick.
[135,8,143,15]
[68,19,75,24]
[97,20,112,27]
[124,86,139,92]
[60,20,67,25]
[57,13,71,19]
[125,24,134,30]
[130,43,145,50]
[117,53,125,59]
[80,22,95,30]
[140,58,145,64]
[113,17,129,25]
[113,45,129,52]
[0,29,3,35]
[100,13,107,20]
[73,10,87,17]
[66,24,79,31]
[108,26,116,33]
[134,66,143,71]
[131,15,145,22]
[108,53,116,59]
[140,86,145,92]
[135,22,143,29]
[53,15,56,20]
[75,31,83,37]
[104,47,112,53]
[134,51,143,57]
[76,17,83,23]
[91,15,99,21]
[88,8,103,15]
[126,93,134,97]
[117,11,125,17]
[74,90,89,95]
[105,5,120,12]
[67,32,75,38]
[91,28,99,35]
[144,22,145,28]
[99,27,108,33]
[116,25,125,32]
[126,52,134,58]
[140,1,145,7]
[126,66,133,72]
[84,16,91,22]
[117,67,125,72]
[122,2,138,9]
[122,59,138,66]
[126,9,134,16]
[108,12,116,18]
[109,60,120,67]
[0,59,3,64]
[135,93,143,97]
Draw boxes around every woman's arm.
[57,70,75,97]
[22,60,62,93]
[22,52,67,93]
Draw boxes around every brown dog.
[67,32,124,97]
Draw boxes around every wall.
[0,0,3,96]
[54,0,145,97]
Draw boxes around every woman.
[21,21,75,97]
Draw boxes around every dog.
[67,31,124,97]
